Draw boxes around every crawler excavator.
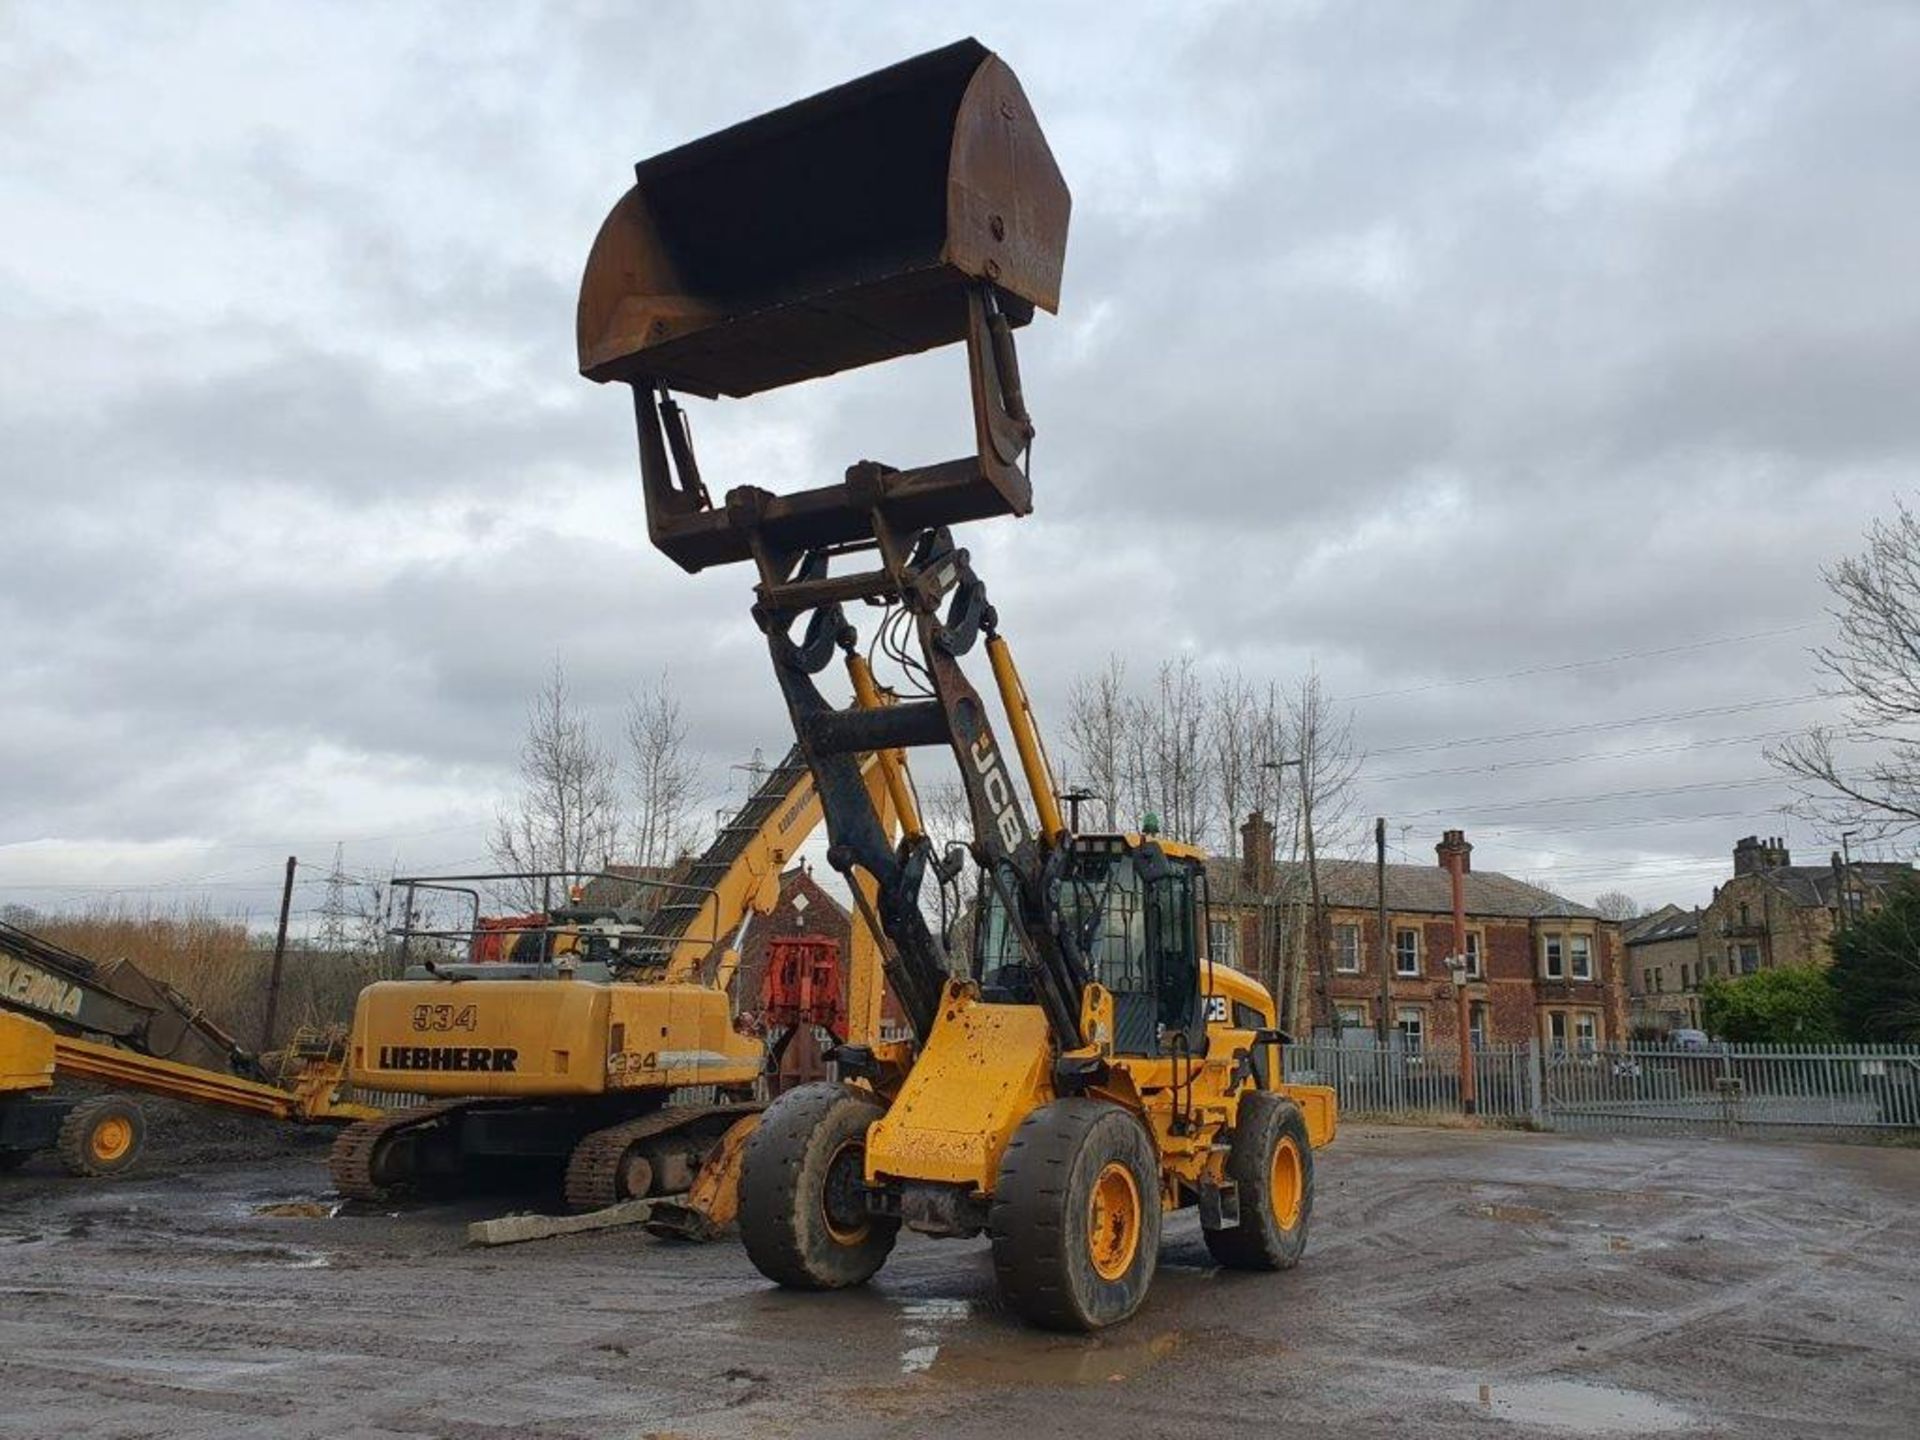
[329,740,908,1233]
[575,38,1337,1328]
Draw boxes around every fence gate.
[1542,1043,1920,1139]
[1286,1038,1920,1141]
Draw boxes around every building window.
[1336,1002,1369,1031]
[1465,930,1482,979]
[1541,934,1565,980]
[1737,942,1760,975]
[1394,928,1420,976]
[1738,902,1750,928]
[1208,918,1236,968]
[1396,1006,1425,1054]
[1574,1011,1598,1055]
[1468,1001,1488,1049]
[1571,934,1593,981]
[1680,962,1690,990]
[1642,967,1653,994]
[1546,1010,1569,1054]
[1334,923,1362,973]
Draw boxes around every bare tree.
[490,661,624,909]
[1208,670,1262,871]
[1279,668,1361,1036]
[1127,655,1213,844]
[1064,656,1129,829]
[1770,502,1920,841]
[626,671,702,869]
[1592,891,1643,922]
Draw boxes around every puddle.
[245,1247,332,1270]
[253,1199,343,1219]
[896,1297,972,1374]
[927,1329,1183,1387]
[1472,1202,1554,1224]
[1453,1379,1694,1433]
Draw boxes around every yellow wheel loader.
[576,38,1336,1327]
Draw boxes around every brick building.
[1214,815,1628,1050]
[735,864,908,1089]
[1625,835,1914,1036]
[1622,904,1703,1035]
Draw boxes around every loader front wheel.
[990,1098,1161,1331]
[739,1083,896,1290]
[56,1096,146,1178]
[1203,1092,1313,1271]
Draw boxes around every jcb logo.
[970,734,1025,852]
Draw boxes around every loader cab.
[974,835,1207,1056]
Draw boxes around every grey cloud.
[2,1,1915,919]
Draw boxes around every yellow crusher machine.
[1,920,370,1178]
[576,38,1336,1327]
[330,741,906,1232]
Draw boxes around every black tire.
[738,1082,897,1290]
[1203,1092,1313,1271]
[989,1098,1161,1331]
[0,1150,30,1173]
[56,1096,146,1178]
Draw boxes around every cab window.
[1148,864,1202,1045]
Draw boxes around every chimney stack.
[1241,810,1275,895]
[1435,828,1472,874]
[1734,835,1791,875]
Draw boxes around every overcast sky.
[3,1,1915,932]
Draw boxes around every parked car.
[1670,1028,1711,1050]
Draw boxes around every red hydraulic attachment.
[471,914,546,964]
[761,934,846,1037]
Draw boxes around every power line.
[1364,726,1805,785]
[1338,622,1822,703]
[1395,773,1799,821]
[1362,693,1826,758]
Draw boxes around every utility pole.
[261,855,297,1053]
[1375,817,1391,1042]
[1840,830,1859,924]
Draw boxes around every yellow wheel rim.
[820,1139,870,1245]
[91,1116,133,1163]
[1271,1136,1304,1230]
[1087,1161,1142,1281]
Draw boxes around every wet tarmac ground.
[1,1124,1915,1439]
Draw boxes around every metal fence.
[1283,1037,1920,1141]
[1282,1038,1540,1123]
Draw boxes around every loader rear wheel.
[1203,1092,1313,1271]
[739,1082,896,1290]
[56,1096,145,1178]
[989,1098,1161,1332]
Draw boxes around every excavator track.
[563,1102,762,1212]
[329,1100,472,1202]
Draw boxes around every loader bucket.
[577,38,1070,398]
